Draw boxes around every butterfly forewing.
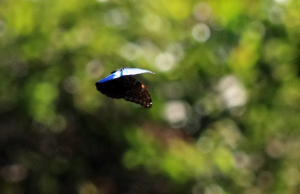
[96,78,126,99]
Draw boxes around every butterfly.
[95,68,154,108]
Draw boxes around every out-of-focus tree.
[0,0,299,193]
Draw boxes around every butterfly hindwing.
[122,76,152,108]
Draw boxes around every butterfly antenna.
[121,68,124,76]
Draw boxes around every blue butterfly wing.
[97,68,154,84]
[121,68,154,76]
[97,71,121,84]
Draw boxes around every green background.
[0,0,299,193]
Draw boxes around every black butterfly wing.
[96,77,126,99]
[96,76,152,108]
[122,76,152,108]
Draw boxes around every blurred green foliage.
[0,0,300,193]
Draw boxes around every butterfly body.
[96,68,154,108]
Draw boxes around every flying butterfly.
[95,68,154,108]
